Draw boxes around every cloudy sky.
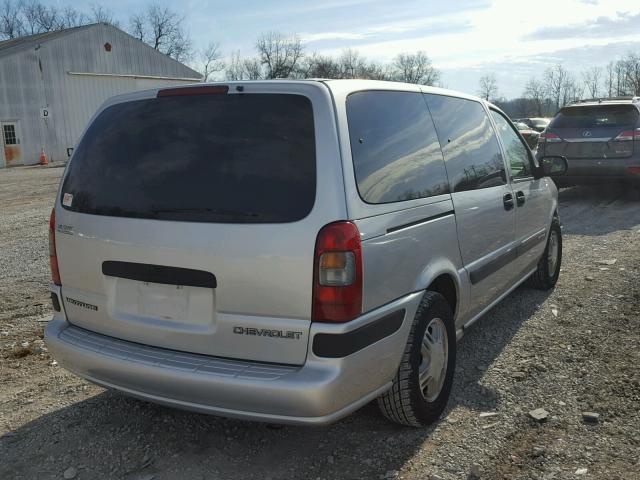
[61,0,640,98]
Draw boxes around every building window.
[3,125,17,145]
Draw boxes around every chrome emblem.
[233,326,303,340]
[66,297,98,311]
[582,130,592,137]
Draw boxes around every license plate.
[138,282,189,321]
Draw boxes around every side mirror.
[538,155,568,177]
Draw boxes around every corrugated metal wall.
[0,24,201,167]
[0,51,44,167]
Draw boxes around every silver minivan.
[45,80,568,426]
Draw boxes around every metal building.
[0,23,202,168]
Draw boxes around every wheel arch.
[423,271,460,320]
[427,273,459,318]
[548,186,560,225]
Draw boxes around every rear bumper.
[45,291,422,425]
[558,157,640,182]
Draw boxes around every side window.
[425,94,506,192]
[490,110,532,179]
[346,91,449,204]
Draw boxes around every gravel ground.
[1,166,639,480]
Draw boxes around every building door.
[1,122,22,167]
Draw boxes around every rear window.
[550,105,639,128]
[346,90,449,204]
[61,93,316,223]
[531,119,550,128]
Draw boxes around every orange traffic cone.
[39,148,48,166]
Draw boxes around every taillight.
[628,166,640,175]
[49,208,61,285]
[312,222,362,323]
[538,132,561,143]
[614,128,640,141]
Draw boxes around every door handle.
[503,193,514,211]
[516,191,525,206]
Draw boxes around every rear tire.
[377,291,456,427]
[527,216,562,290]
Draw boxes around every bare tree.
[167,29,191,62]
[255,31,304,79]
[198,42,224,81]
[602,59,630,97]
[524,78,546,116]
[224,51,262,80]
[605,61,617,97]
[339,48,366,78]
[129,3,192,61]
[301,52,342,79]
[615,59,628,95]
[0,0,99,39]
[392,51,439,85]
[225,51,245,80]
[582,66,602,98]
[336,49,391,80]
[363,62,390,80]
[0,1,147,42]
[562,75,583,105]
[601,56,640,96]
[543,64,571,110]
[0,0,24,38]
[20,0,60,33]
[243,57,262,80]
[478,74,498,101]
[130,12,144,40]
[90,4,118,26]
[621,53,640,95]
[513,97,530,117]
[290,48,392,80]
[59,6,86,28]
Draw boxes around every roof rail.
[569,96,640,105]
